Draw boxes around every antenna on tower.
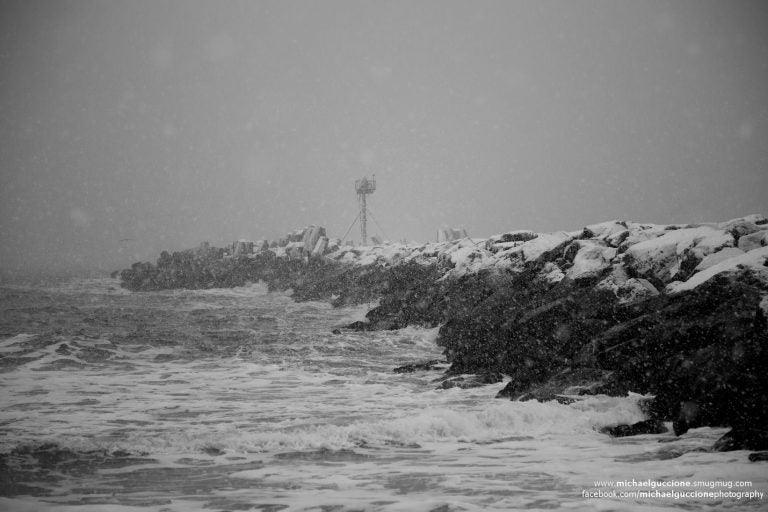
[354,174,376,245]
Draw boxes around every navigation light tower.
[355,175,376,245]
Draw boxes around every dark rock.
[345,321,370,331]
[331,329,342,335]
[672,401,701,436]
[496,367,625,402]
[437,264,766,441]
[500,231,538,243]
[354,262,447,329]
[596,271,768,437]
[393,360,442,373]
[713,428,768,452]
[438,271,620,390]
[600,420,668,437]
[749,451,768,462]
[201,446,225,456]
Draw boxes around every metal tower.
[354,175,376,245]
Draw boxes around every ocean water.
[0,278,765,512]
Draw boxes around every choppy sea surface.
[0,278,765,512]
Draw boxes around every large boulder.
[442,241,496,276]
[519,232,574,265]
[486,230,538,247]
[596,264,659,303]
[595,272,768,442]
[302,225,326,253]
[437,272,620,390]
[582,220,629,247]
[693,247,744,272]
[497,367,622,402]
[619,223,670,251]
[600,420,668,438]
[718,214,768,238]
[564,240,617,281]
[623,226,734,285]
[738,229,768,252]
[311,236,329,258]
[666,245,768,294]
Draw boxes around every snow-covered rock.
[259,215,764,284]
[326,238,341,254]
[487,240,526,252]
[302,225,325,252]
[485,230,538,253]
[445,244,496,276]
[737,229,768,252]
[285,241,305,259]
[520,231,574,264]
[694,247,744,272]
[718,214,768,236]
[666,246,768,293]
[596,264,659,303]
[311,236,328,257]
[539,262,565,283]
[491,230,538,243]
[623,226,734,284]
[564,240,617,280]
[619,223,671,251]
[583,221,629,247]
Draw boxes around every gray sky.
[1,0,767,277]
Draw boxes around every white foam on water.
[1,278,766,512]
[0,333,38,353]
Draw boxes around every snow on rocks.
[694,247,744,272]
[311,236,329,257]
[539,262,566,283]
[622,226,735,284]
[302,225,326,252]
[582,220,629,247]
[327,242,432,267]
[440,239,496,277]
[563,240,617,280]
[618,223,671,251]
[308,214,766,305]
[519,231,574,264]
[666,245,768,294]
[314,215,764,302]
[596,264,659,303]
[485,230,538,252]
[718,213,768,235]
[737,229,768,252]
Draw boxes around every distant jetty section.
[119,215,768,455]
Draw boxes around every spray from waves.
[77,394,649,456]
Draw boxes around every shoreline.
[119,214,768,455]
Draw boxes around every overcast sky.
[1,0,766,277]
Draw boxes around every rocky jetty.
[119,214,768,451]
